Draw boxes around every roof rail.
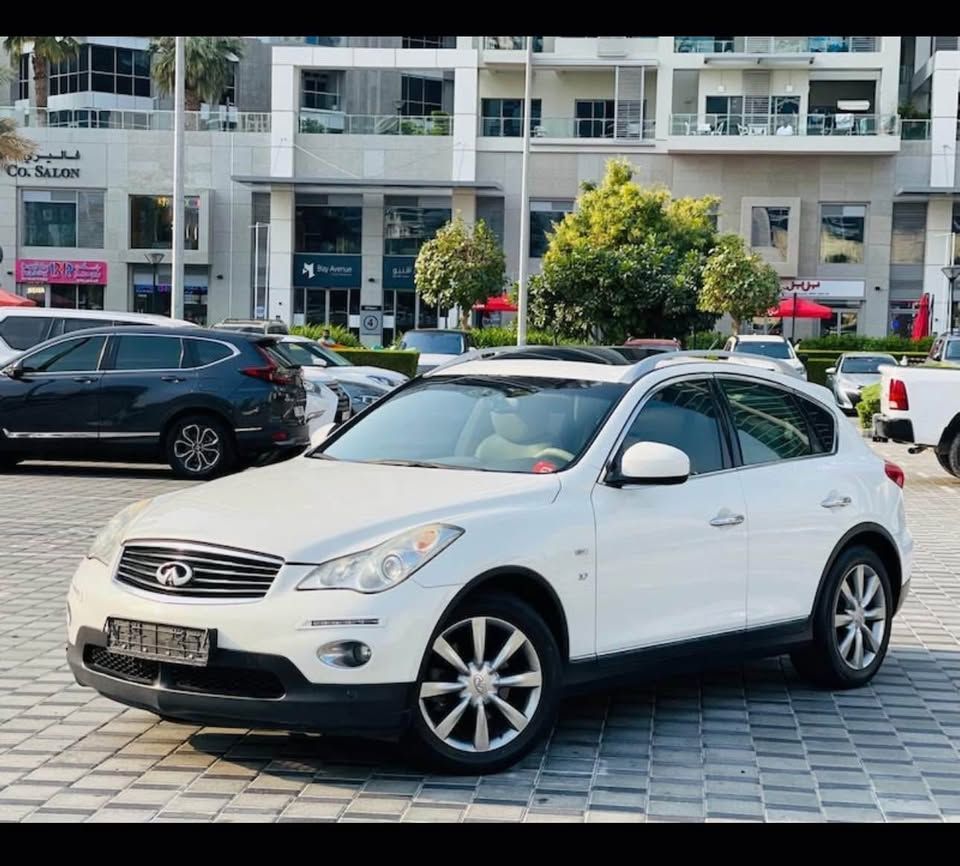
[625,350,795,382]
[423,345,552,376]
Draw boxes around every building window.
[819,307,859,337]
[889,300,919,338]
[61,44,151,98]
[820,204,866,264]
[401,76,443,117]
[891,202,927,265]
[302,70,340,111]
[18,54,30,100]
[383,204,452,256]
[953,202,960,265]
[751,206,790,261]
[50,285,105,310]
[130,195,200,250]
[221,62,237,105]
[483,37,544,52]
[22,190,104,249]
[530,201,574,258]
[480,98,542,137]
[706,204,720,232]
[477,198,505,248]
[402,37,454,48]
[295,205,362,253]
[574,100,615,138]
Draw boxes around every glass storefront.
[817,303,860,337]
[130,195,200,251]
[131,265,209,324]
[14,283,105,309]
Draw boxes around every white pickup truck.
[875,363,960,477]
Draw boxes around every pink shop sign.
[15,259,108,285]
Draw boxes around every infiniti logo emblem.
[155,561,193,587]
[473,674,487,694]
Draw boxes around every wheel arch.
[936,412,960,455]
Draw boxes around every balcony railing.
[298,113,452,135]
[674,36,879,54]
[670,113,899,137]
[531,116,655,140]
[1,107,271,132]
[482,37,545,52]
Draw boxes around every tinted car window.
[60,317,113,334]
[0,316,51,351]
[800,396,836,453]
[719,379,812,465]
[21,335,106,373]
[621,379,725,475]
[945,340,960,361]
[733,340,792,360]
[182,338,233,368]
[111,335,183,370]
[840,355,896,374]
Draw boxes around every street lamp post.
[145,252,164,315]
[941,265,960,334]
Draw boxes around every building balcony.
[530,116,655,142]
[2,106,271,132]
[674,36,880,55]
[667,112,902,153]
[297,111,451,135]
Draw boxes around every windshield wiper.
[365,458,453,469]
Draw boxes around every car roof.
[404,328,468,335]
[624,338,679,347]
[0,307,192,326]
[30,325,271,343]
[488,346,634,365]
[732,334,787,342]
[839,351,897,358]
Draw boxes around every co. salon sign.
[5,149,82,179]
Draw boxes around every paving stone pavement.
[1,441,959,823]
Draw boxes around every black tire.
[0,456,21,472]
[937,433,960,477]
[164,414,236,480]
[790,545,894,689]
[408,592,561,774]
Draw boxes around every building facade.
[2,35,959,343]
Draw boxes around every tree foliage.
[0,67,35,166]
[528,159,720,342]
[150,37,245,112]
[4,37,80,121]
[699,234,781,334]
[415,216,506,327]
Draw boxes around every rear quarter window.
[0,315,52,351]
[182,338,234,368]
[798,396,836,453]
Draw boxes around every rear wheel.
[164,414,235,480]
[937,433,960,477]
[790,545,893,689]
[409,593,561,774]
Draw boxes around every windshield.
[841,356,896,374]
[400,331,465,355]
[945,341,960,361]
[318,375,628,473]
[734,341,793,360]
[276,341,352,368]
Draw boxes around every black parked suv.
[0,327,308,479]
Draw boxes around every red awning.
[768,296,834,319]
[0,289,36,307]
[473,295,518,312]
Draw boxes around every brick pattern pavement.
[1,443,959,823]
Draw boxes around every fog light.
[318,640,372,668]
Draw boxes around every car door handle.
[710,513,745,527]
[72,376,97,384]
[821,495,852,509]
[161,375,186,383]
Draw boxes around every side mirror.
[825,367,836,376]
[309,422,336,449]
[314,357,328,368]
[2,362,23,379]
[609,441,690,487]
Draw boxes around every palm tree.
[150,37,244,113]
[3,37,80,126]
[0,67,35,166]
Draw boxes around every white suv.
[723,334,807,380]
[67,350,912,773]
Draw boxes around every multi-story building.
[2,35,958,342]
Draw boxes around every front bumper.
[68,627,413,734]
[235,425,310,460]
[875,416,915,443]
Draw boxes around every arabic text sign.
[4,149,82,180]
[383,255,416,289]
[16,259,107,285]
[780,279,865,300]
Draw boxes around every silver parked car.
[826,352,898,413]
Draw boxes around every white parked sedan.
[724,334,808,380]
[67,350,912,773]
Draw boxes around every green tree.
[699,234,782,334]
[3,37,80,126]
[528,158,720,342]
[150,37,244,112]
[415,215,506,328]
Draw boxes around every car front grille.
[328,380,352,421]
[115,542,284,599]
[84,646,284,699]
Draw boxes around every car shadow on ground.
[11,462,178,481]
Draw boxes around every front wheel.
[409,593,561,774]
[790,545,893,689]
[165,415,235,480]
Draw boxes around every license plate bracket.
[106,618,214,667]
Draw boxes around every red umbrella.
[0,289,36,307]
[911,294,930,340]
[473,295,518,312]
[768,295,834,319]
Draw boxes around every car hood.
[123,458,560,563]
[416,352,459,370]
[836,372,879,389]
[334,367,407,387]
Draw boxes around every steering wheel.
[532,447,575,465]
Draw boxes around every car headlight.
[87,499,153,565]
[304,380,329,396]
[297,524,464,593]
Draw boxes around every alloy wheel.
[173,424,222,474]
[833,563,887,671]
